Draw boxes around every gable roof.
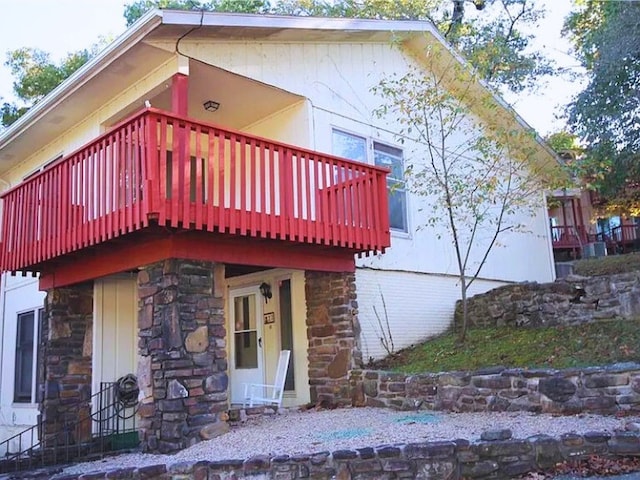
[0,9,560,177]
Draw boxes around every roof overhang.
[0,10,438,177]
[0,9,561,180]
[0,10,164,169]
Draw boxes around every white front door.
[229,286,264,404]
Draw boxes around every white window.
[14,308,43,403]
[332,129,408,233]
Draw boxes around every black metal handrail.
[0,380,139,473]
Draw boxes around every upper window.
[14,309,43,403]
[332,129,408,233]
[374,142,407,233]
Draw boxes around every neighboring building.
[0,10,558,453]
[548,187,640,262]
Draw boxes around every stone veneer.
[305,271,361,406]
[41,284,94,445]
[456,271,640,329]
[42,430,640,479]
[347,363,640,414]
[137,260,229,453]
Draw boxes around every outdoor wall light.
[259,282,273,303]
[203,100,220,112]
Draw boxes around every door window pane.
[234,295,258,369]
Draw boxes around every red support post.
[171,74,189,116]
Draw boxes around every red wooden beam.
[38,229,356,290]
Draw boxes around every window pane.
[376,143,407,232]
[374,142,403,179]
[234,295,256,332]
[388,187,408,232]
[332,130,367,163]
[234,332,258,369]
[14,312,35,403]
[279,279,295,391]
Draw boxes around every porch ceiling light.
[203,100,220,112]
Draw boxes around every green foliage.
[544,130,612,193]
[574,252,640,277]
[6,48,92,103]
[546,131,579,154]
[373,53,553,342]
[0,100,27,128]
[1,47,98,128]
[564,0,640,215]
[378,320,640,373]
[449,0,554,92]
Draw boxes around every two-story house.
[0,10,558,454]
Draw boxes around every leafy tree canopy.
[564,0,640,216]
[1,46,98,128]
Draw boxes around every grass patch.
[374,319,640,374]
[574,252,640,276]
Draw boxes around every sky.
[0,0,582,137]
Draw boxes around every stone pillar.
[137,259,228,453]
[305,271,361,407]
[41,283,94,445]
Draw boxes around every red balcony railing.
[0,108,390,273]
[550,225,589,249]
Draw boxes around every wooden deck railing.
[0,108,390,273]
[550,225,589,249]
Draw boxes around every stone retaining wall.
[43,430,640,479]
[456,271,640,328]
[347,364,640,414]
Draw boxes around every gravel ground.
[57,408,640,477]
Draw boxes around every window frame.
[13,308,44,404]
[331,128,410,235]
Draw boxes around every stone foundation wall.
[305,271,361,406]
[348,364,640,414]
[41,284,94,444]
[457,272,640,328]
[137,260,228,453]
[45,430,640,479]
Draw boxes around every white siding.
[93,275,138,388]
[242,100,312,148]
[356,268,505,361]
[0,275,45,446]
[183,40,555,284]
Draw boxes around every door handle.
[258,337,262,348]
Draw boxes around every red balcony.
[0,108,390,281]
[550,225,589,250]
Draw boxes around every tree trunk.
[458,277,468,343]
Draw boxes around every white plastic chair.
[243,350,291,408]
